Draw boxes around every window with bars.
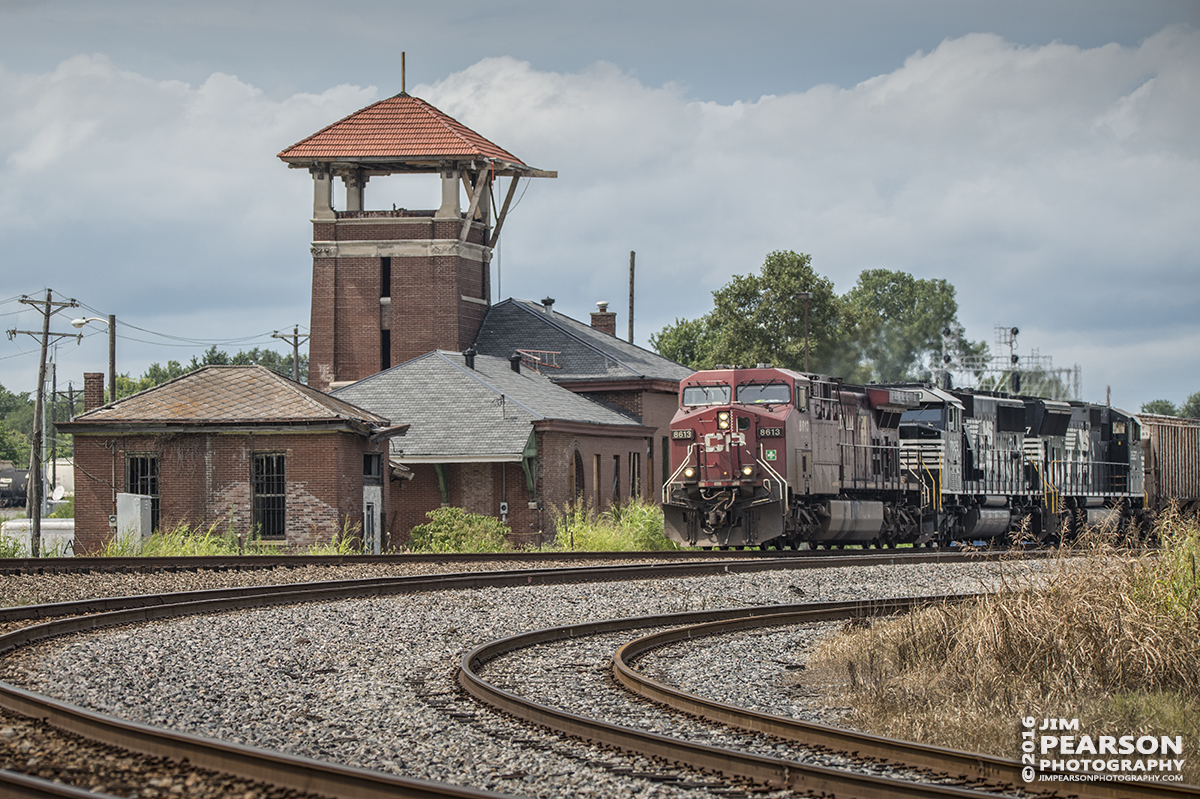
[125,454,159,531]
[252,453,286,540]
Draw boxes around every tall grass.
[551,498,680,551]
[97,518,366,556]
[804,511,1200,781]
[99,521,256,556]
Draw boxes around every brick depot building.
[279,91,691,543]
[59,367,405,553]
[335,350,654,546]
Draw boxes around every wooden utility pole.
[628,250,635,344]
[6,291,79,556]
[271,326,311,383]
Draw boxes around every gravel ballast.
[1,558,1049,798]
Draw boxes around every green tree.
[0,382,34,457]
[842,269,984,383]
[704,250,844,374]
[116,347,308,399]
[0,422,27,463]
[651,252,982,382]
[1141,399,1178,416]
[1181,392,1200,419]
[649,316,718,370]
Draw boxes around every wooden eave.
[58,419,387,437]
[531,419,655,438]
[556,378,682,394]
[283,157,556,180]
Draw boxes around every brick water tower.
[278,91,555,390]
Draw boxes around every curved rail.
[0,767,123,799]
[0,557,991,799]
[0,546,1047,576]
[614,612,1198,799]
[0,550,1003,625]
[457,596,1035,799]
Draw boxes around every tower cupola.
[279,92,555,389]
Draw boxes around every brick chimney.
[590,301,617,336]
[83,372,106,412]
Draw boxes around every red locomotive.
[662,366,921,548]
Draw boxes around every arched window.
[571,450,585,504]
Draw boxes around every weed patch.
[550,499,680,552]
[804,512,1200,782]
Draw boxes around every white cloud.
[1,26,1198,411]
[416,27,1200,409]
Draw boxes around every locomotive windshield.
[900,407,945,428]
[736,383,791,405]
[682,384,731,406]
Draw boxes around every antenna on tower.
[401,52,406,94]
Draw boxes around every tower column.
[311,167,334,220]
[343,170,368,213]
[436,166,460,219]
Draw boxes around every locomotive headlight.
[741,465,753,476]
[717,411,730,429]
[683,467,696,479]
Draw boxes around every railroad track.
[459,600,1199,799]
[0,545,1037,575]
[3,552,1182,798]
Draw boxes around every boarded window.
[253,453,286,540]
[125,454,159,531]
[612,454,621,504]
[630,452,641,501]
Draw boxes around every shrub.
[48,496,74,519]
[408,507,513,553]
[552,498,679,551]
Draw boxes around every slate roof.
[60,366,390,429]
[332,351,643,461]
[473,299,694,384]
[277,92,525,166]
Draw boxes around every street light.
[72,314,116,404]
[796,292,813,373]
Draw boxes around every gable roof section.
[278,92,525,167]
[473,299,694,384]
[59,366,390,432]
[332,351,644,461]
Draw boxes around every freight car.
[662,365,1194,549]
[1139,414,1200,515]
[0,467,28,508]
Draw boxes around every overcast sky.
[1,1,1197,412]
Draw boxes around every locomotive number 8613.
[661,364,1173,549]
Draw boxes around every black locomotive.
[661,365,1189,549]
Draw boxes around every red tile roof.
[278,92,525,165]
